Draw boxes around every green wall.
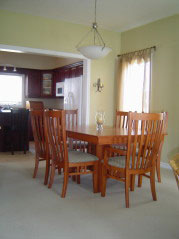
[0,9,121,126]
[121,14,179,163]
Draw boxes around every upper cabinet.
[41,71,53,97]
[25,70,41,98]
[24,61,83,98]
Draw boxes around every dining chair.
[44,110,99,197]
[65,109,88,152]
[101,112,165,208]
[137,112,168,186]
[115,110,168,183]
[155,112,168,183]
[28,101,44,110]
[115,110,129,128]
[30,110,50,185]
[113,111,130,153]
[169,153,179,190]
[65,109,78,127]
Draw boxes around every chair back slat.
[115,111,129,128]
[30,110,46,158]
[65,109,78,127]
[126,112,165,171]
[44,110,68,166]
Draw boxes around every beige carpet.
[0,149,178,239]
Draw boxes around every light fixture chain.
[95,0,97,23]
[95,28,105,48]
[76,28,93,48]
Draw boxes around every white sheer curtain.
[117,48,153,113]
[64,76,83,125]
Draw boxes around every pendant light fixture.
[76,0,112,60]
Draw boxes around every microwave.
[56,82,64,97]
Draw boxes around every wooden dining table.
[66,125,129,192]
[66,125,167,192]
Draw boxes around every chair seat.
[170,153,179,176]
[108,155,145,169]
[68,150,98,163]
[108,156,126,168]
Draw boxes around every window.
[123,59,150,112]
[0,74,23,105]
[117,49,152,113]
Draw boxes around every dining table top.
[66,125,129,145]
[66,125,167,146]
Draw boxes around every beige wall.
[0,10,121,126]
[0,10,177,163]
[121,14,179,163]
[0,51,80,69]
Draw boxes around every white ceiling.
[1,0,179,32]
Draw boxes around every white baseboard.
[160,162,171,170]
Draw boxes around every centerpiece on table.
[95,111,105,131]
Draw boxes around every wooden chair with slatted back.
[30,110,49,185]
[65,109,94,183]
[65,109,78,127]
[138,112,168,185]
[101,112,166,208]
[65,109,88,152]
[155,112,168,183]
[44,110,98,197]
[115,111,129,128]
[113,111,130,152]
[29,101,44,111]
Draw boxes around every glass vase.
[95,111,105,131]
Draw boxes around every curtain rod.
[117,46,156,57]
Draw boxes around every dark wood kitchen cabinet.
[25,70,41,98]
[41,71,54,97]
[24,61,83,99]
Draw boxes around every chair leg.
[61,171,69,198]
[150,167,157,201]
[58,167,61,175]
[156,154,161,183]
[93,163,98,193]
[101,165,107,197]
[138,175,142,187]
[130,175,135,191]
[48,165,55,189]
[44,159,50,185]
[77,175,81,184]
[33,160,39,178]
[125,175,130,208]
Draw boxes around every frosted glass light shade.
[77,45,112,60]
